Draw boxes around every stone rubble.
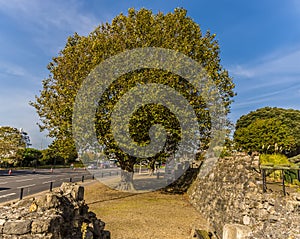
[0,182,110,239]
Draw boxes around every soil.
[84,181,210,239]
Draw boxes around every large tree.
[234,118,296,154]
[234,107,300,155]
[31,8,235,189]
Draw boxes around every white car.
[87,164,97,169]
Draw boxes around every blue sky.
[0,0,299,148]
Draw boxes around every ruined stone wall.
[188,153,300,239]
[0,182,110,239]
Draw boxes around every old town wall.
[188,153,300,239]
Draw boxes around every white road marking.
[16,178,34,182]
[42,180,55,184]
[38,176,51,179]
[0,193,16,199]
[17,184,36,189]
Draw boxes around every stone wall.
[188,153,300,239]
[0,182,110,239]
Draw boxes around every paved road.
[0,167,120,204]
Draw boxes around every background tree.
[234,118,296,154]
[40,148,65,166]
[31,8,235,189]
[234,107,300,155]
[0,126,28,166]
[48,137,78,165]
[17,148,42,167]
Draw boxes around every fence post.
[19,188,24,200]
[70,177,72,183]
[92,174,95,180]
[50,182,53,192]
[82,175,84,182]
[262,169,267,193]
[282,169,286,196]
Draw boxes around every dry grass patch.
[84,182,209,239]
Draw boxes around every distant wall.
[0,182,110,239]
[188,153,300,239]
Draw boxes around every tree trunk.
[117,169,135,191]
[149,159,155,176]
[116,156,136,191]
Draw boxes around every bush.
[259,154,292,166]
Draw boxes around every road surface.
[0,167,120,204]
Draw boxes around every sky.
[0,0,299,149]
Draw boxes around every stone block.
[93,219,105,236]
[3,220,32,235]
[31,219,51,233]
[37,193,60,210]
[60,182,84,201]
[242,215,251,225]
[49,215,64,233]
[223,224,251,239]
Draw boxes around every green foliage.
[219,137,234,158]
[260,154,300,186]
[259,154,292,166]
[234,107,300,155]
[234,118,296,154]
[0,126,27,166]
[16,148,42,167]
[47,137,78,164]
[40,148,65,166]
[31,8,235,172]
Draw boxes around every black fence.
[261,165,300,196]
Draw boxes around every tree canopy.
[31,8,235,188]
[234,107,300,155]
[0,126,29,166]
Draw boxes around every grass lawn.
[84,181,209,239]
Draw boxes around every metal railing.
[17,169,121,200]
[261,164,300,196]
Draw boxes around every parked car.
[99,161,110,169]
[87,164,97,169]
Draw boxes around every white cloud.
[0,61,42,87]
[0,0,107,55]
[0,0,100,34]
[229,46,300,90]
[0,0,112,148]
[0,88,52,148]
[228,45,300,121]
[229,65,255,78]
[0,62,27,77]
